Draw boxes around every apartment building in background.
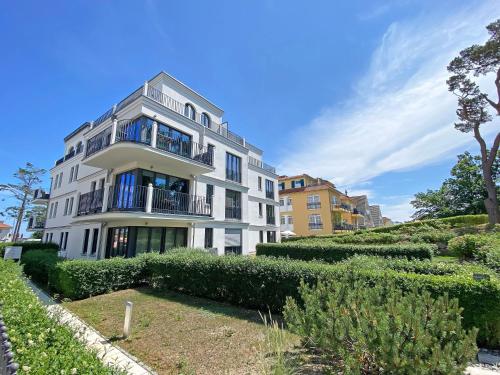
[38,72,280,259]
[351,195,374,229]
[369,205,384,227]
[278,174,364,236]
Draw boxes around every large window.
[204,228,213,249]
[225,189,241,219]
[307,195,321,209]
[265,179,275,199]
[266,204,275,225]
[206,184,214,205]
[106,226,187,258]
[82,229,90,254]
[226,152,241,183]
[267,231,276,243]
[91,228,99,255]
[201,113,210,127]
[224,228,242,255]
[309,214,323,230]
[157,122,192,158]
[184,103,196,120]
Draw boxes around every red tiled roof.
[0,223,12,229]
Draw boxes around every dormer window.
[201,113,211,128]
[184,103,196,121]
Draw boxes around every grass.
[63,287,299,374]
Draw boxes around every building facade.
[40,72,280,259]
[278,174,364,236]
[369,205,384,227]
[351,195,374,229]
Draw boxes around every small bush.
[449,233,500,272]
[284,275,478,374]
[256,242,435,261]
[21,249,60,285]
[0,260,119,373]
[0,241,59,257]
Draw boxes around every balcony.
[108,185,211,217]
[307,202,321,209]
[248,156,276,174]
[27,217,45,231]
[84,118,214,178]
[309,222,323,230]
[225,206,242,220]
[77,189,104,216]
[33,189,50,204]
[333,223,354,231]
[353,208,363,216]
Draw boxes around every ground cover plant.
[0,259,120,374]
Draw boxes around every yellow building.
[278,174,363,237]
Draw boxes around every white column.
[151,121,158,148]
[145,183,153,213]
[143,81,149,96]
[101,184,110,213]
[111,118,118,144]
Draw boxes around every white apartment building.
[40,72,280,259]
[369,205,384,227]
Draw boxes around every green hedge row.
[0,241,59,257]
[370,214,488,233]
[49,252,500,347]
[256,242,435,261]
[21,249,60,285]
[0,260,119,373]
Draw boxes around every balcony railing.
[77,189,104,216]
[225,206,242,220]
[266,215,276,225]
[108,185,211,216]
[85,119,214,167]
[27,217,45,230]
[309,222,323,230]
[33,188,49,201]
[334,223,354,231]
[307,202,321,209]
[341,204,352,211]
[248,156,276,174]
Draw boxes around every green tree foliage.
[447,19,500,224]
[284,275,478,374]
[411,152,499,219]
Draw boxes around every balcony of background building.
[333,223,355,231]
[32,189,50,204]
[27,216,45,231]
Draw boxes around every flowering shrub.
[0,260,121,374]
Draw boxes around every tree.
[411,152,499,219]
[0,163,46,241]
[447,19,500,224]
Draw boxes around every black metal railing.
[309,222,323,230]
[225,206,242,220]
[55,157,64,166]
[265,190,275,200]
[115,118,152,145]
[341,204,352,211]
[334,223,354,231]
[27,217,45,230]
[307,202,321,209]
[0,305,19,375]
[151,187,211,216]
[86,127,112,157]
[33,189,49,201]
[108,185,148,211]
[157,133,213,166]
[77,189,104,216]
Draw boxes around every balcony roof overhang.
[72,211,213,225]
[83,142,214,178]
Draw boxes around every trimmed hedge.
[50,252,500,347]
[21,249,60,285]
[0,260,119,373]
[0,241,59,257]
[370,214,488,233]
[256,242,435,261]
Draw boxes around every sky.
[0,0,498,233]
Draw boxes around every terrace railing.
[309,222,323,230]
[77,188,104,216]
[86,127,112,157]
[248,156,276,174]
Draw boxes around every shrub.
[0,241,59,257]
[49,252,500,347]
[283,275,478,374]
[0,260,120,373]
[21,249,60,285]
[449,233,500,272]
[256,242,435,261]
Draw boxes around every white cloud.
[379,196,415,222]
[278,1,499,189]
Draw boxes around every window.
[287,197,292,206]
[309,214,323,230]
[291,179,304,188]
[49,233,53,243]
[53,175,59,190]
[267,231,276,243]
[226,153,242,183]
[53,202,58,217]
[201,113,211,127]
[68,197,74,216]
[90,180,96,192]
[63,198,69,216]
[258,202,263,217]
[224,228,242,255]
[225,189,241,219]
[280,216,286,225]
[265,179,274,199]
[49,203,54,218]
[259,230,264,243]
[59,232,64,249]
[74,165,79,181]
[288,216,293,224]
[184,103,196,120]
[206,184,214,205]
[58,173,63,188]
[63,232,69,250]
[258,176,262,191]
[331,196,339,205]
[307,195,321,209]
[204,228,213,249]
[99,178,105,190]
[266,204,275,225]
[76,142,83,154]
[278,182,285,191]
[82,229,90,254]
[69,167,74,182]
[279,198,284,206]
[91,228,99,254]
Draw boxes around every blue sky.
[0,0,498,231]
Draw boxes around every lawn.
[64,287,298,375]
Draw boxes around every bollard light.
[123,301,133,338]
